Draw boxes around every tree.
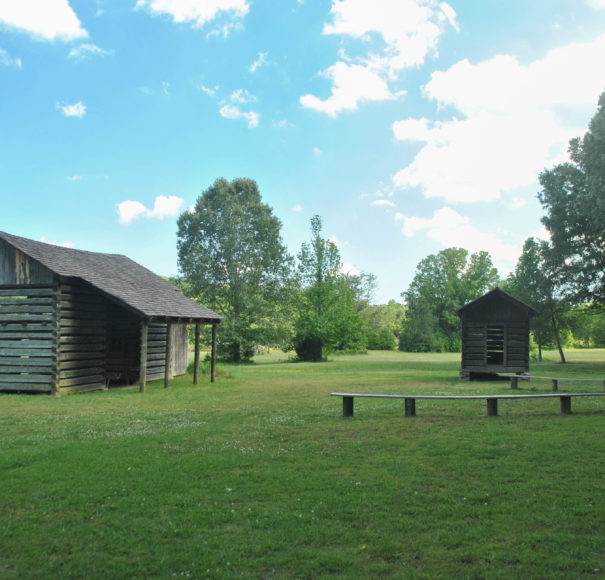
[177,178,293,362]
[504,238,569,362]
[538,91,605,306]
[400,248,500,352]
[294,216,366,360]
[360,300,405,350]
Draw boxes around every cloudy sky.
[1,0,604,303]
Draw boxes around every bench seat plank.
[331,392,605,418]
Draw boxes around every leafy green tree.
[538,91,605,306]
[294,216,366,360]
[504,238,569,362]
[360,300,405,350]
[341,271,377,311]
[177,178,293,362]
[400,248,500,352]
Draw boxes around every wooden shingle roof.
[456,287,537,317]
[0,231,221,323]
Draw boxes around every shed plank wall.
[0,286,56,392]
[57,283,107,394]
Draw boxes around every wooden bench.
[331,392,605,418]
[501,374,605,392]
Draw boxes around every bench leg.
[404,398,416,417]
[486,399,498,417]
[343,396,354,417]
[560,396,572,415]
[551,379,559,392]
[510,376,518,390]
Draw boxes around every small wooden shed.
[457,288,536,380]
[0,231,221,394]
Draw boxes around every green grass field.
[1,350,604,578]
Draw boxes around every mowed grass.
[1,350,604,579]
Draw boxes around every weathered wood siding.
[461,321,530,373]
[0,286,57,393]
[146,322,188,381]
[57,283,106,394]
[1,240,54,285]
[459,291,532,377]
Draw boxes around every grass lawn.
[1,349,604,578]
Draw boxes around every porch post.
[211,323,217,383]
[193,323,201,385]
[164,321,172,389]
[139,319,148,393]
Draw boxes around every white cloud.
[301,0,456,116]
[0,0,87,41]
[40,236,75,248]
[393,33,605,203]
[59,101,86,118]
[329,235,348,248]
[117,195,185,225]
[313,147,322,157]
[372,199,395,207]
[68,43,114,61]
[67,175,83,182]
[509,197,527,209]
[300,61,399,117]
[324,0,458,76]
[340,262,360,276]
[587,0,605,8]
[291,204,303,212]
[136,0,249,29]
[219,104,259,128]
[249,51,268,73]
[199,83,218,96]
[230,88,256,103]
[395,206,521,274]
[0,47,22,68]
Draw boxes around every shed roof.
[456,287,537,317]
[0,231,221,323]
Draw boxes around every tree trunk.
[536,330,542,362]
[550,310,566,364]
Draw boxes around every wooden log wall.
[0,286,56,393]
[462,321,529,372]
[56,283,107,394]
[147,322,167,381]
[145,323,188,381]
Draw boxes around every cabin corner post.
[164,321,172,389]
[193,323,201,385]
[52,283,61,396]
[139,319,149,392]
[211,323,217,383]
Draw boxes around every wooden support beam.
[560,395,572,415]
[404,398,416,417]
[551,379,559,392]
[510,376,519,390]
[210,323,217,383]
[193,323,201,385]
[164,322,172,389]
[342,396,354,417]
[486,399,498,417]
[139,320,148,393]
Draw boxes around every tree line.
[175,91,605,361]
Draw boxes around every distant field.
[1,350,603,578]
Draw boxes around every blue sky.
[1,0,604,303]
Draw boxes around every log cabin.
[0,231,221,394]
[457,288,536,380]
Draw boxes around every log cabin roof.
[456,287,537,317]
[0,231,221,323]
